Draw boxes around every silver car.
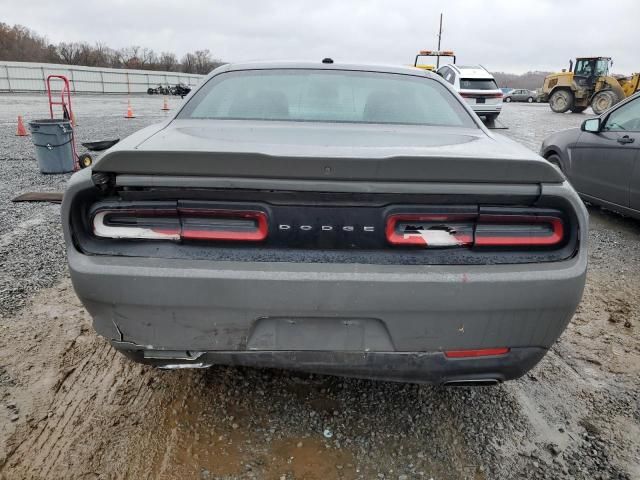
[541,92,640,220]
[504,89,537,103]
[62,61,588,385]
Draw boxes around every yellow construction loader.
[541,57,640,114]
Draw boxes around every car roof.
[438,64,495,78]
[453,66,494,79]
[210,60,437,79]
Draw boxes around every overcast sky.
[2,0,637,74]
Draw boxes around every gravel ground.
[0,95,638,480]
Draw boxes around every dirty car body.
[62,62,588,385]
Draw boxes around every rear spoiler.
[93,149,564,184]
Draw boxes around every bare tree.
[118,46,142,69]
[138,47,157,69]
[92,42,115,67]
[180,52,197,73]
[492,71,553,91]
[158,51,178,71]
[0,23,59,63]
[57,42,83,64]
[0,22,225,73]
[181,49,223,74]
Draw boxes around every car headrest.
[228,90,290,119]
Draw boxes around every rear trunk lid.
[92,120,564,184]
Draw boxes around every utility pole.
[436,13,443,68]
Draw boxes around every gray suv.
[62,61,587,385]
[504,89,536,103]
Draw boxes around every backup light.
[386,213,474,247]
[92,207,268,242]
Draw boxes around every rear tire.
[549,90,574,113]
[591,90,620,115]
[505,97,512,103]
[546,154,563,173]
[484,113,499,122]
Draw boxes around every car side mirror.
[581,118,601,132]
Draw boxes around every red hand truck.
[46,75,93,170]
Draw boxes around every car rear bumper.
[462,96,503,115]
[68,246,586,383]
[115,343,548,384]
[470,103,503,115]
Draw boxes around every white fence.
[0,61,204,94]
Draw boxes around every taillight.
[179,209,268,242]
[386,213,474,247]
[474,215,563,247]
[444,348,510,358]
[92,209,180,240]
[385,212,565,248]
[93,207,268,242]
[460,92,503,98]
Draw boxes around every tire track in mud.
[35,343,116,478]
[0,283,152,479]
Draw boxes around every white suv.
[437,64,503,121]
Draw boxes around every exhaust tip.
[158,362,212,370]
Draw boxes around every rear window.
[179,69,477,128]
[460,78,499,90]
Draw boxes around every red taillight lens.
[93,208,268,242]
[386,213,474,247]
[385,212,565,248]
[474,215,564,247]
[444,348,510,358]
[460,92,503,99]
[179,209,268,242]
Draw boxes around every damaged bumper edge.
[112,340,211,369]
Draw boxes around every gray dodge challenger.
[62,61,588,385]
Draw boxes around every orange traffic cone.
[16,116,28,136]
[124,100,136,118]
[161,96,170,111]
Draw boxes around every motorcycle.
[146,84,172,95]
[170,83,192,98]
